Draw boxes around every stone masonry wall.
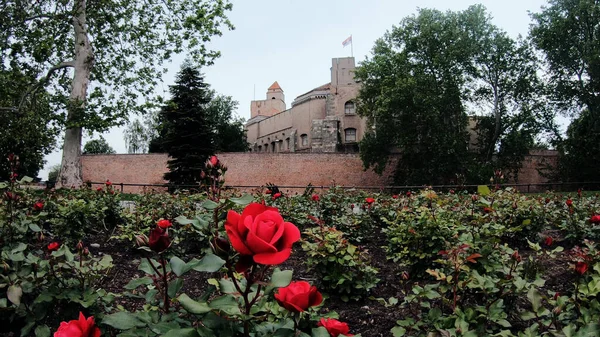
[81,151,558,194]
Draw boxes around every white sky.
[39,0,549,180]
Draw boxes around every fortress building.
[245,57,366,153]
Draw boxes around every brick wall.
[81,151,558,193]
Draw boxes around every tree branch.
[19,61,74,111]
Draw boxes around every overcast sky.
[40,0,549,179]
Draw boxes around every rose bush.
[225,202,300,265]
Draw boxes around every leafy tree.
[161,63,215,186]
[0,0,233,187]
[206,92,248,152]
[530,0,600,181]
[124,119,150,154]
[0,68,59,180]
[148,90,247,153]
[82,137,115,154]
[356,5,557,184]
[47,164,61,183]
[355,7,473,185]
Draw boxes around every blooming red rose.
[157,219,172,229]
[566,199,573,207]
[365,197,375,204]
[272,192,282,200]
[275,281,323,312]
[265,189,272,195]
[209,155,219,167]
[149,227,171,253]
[544,236,553,247]
[105,180,112,186]
[591,215,600,224]
[392,195,398,199]
[48,242,60,252]
[54,312,101,337]
[96,187,103,192]
[483,207,493,213]
[318,318,353,337]
[575,262,588,275]
[34,201,44,211]
[312,194,320,202]
[225,203,300,265]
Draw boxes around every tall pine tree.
[162,63,215,186]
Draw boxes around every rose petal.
[254,219,280,243]
[246,230,277,255]
[253,248,292,265]
[309,286,323,307]
[225,225,253,255]
[253,211,285,244]
[276,222,300,249]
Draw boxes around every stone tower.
[250,81,287,118]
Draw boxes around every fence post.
[527,184,530,193]
[120,183,124,193]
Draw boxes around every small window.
[345,128,357,142]
[271,142,276,152]
[258,145,262,152]
[344,101,356,114]
[286,138,290,150]
[300,134,308,147]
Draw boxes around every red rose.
[566,199,573,207]
[590,215,600,224]
[575,262,588,275]
[48,242,60,252]
[275,281,323,312]
[544,236,553,246]
[148,227,171,253]
[225,203,300,265]
[312,194,320,202]
[157,219,172,229]
[318,318,353,337]
[365,197,375,204]
[54,312,101,337]
[272,192,282,200]
[511,251,522,263]
[96,187,103,192]
[265,189,272,195]
[34,201,44,211]
[406,191,411,197]
[392,195,398,199]
[483,207,493,213]
[449,190,455,194]
[209,155,219,167]
[105,180,112,186]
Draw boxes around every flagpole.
[350,34,353,57]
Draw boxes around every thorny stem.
[161,256,170,312]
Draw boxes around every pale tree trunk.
[57,0,94,188]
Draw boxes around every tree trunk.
[57,0,93,188]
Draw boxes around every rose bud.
[590,215,600,224]
[76,241,84,251]
[210,236,231,258]
[209,155,219,167]
[566,199,573,207]
[471,195,478,202]
[544,236,553,247]
[401,271,410,280]
[148,228,171,253]
[511,251,522,263]
[33,201,44,211]
[83,247,90,256]
[553,292,560,300]
[157,219,172,229]
[575,262,588,275]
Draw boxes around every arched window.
[344,101,356,114]
[300,134,308,147]
[344,128,357,142]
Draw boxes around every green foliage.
[47,164,61,183]
[82,137,116,154]
[302,226,379,301]
[530,1,600,183]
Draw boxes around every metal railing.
[82,181,600,194]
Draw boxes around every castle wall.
[81,151,559,194]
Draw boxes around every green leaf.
[522,219,531,225]
[34,325,50,337]
[124,276,153,290]
[527,287,542,312]
[170,256,188,276]
[391,326,406,336]
[192,254,225,272]
[7,285,22,305]
[209,295,241,315]
[29,223,42,232]
[162,328,199,337]
[311,327,331,337]
[177,293,211,314]
[270,269,293,288]
[228,194,254,205]
[201,200,219,210]
[168,278,184,298]
[477,185,491,196]
[101,312,146,330]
